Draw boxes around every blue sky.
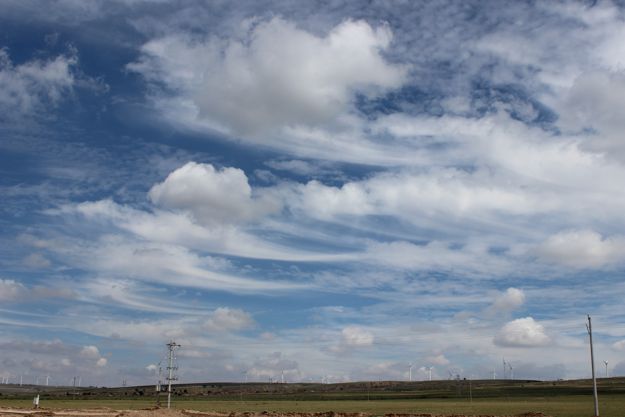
[2,0,625,387]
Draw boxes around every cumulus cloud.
[0,339,108,376]
[129,17,405,136]
[330,326,374,353]
[535,230,625,269]
[292,167,556,223]
[494,317,551,348]
[489,288,525,313]
[80,345,101,359]
[148,162,280,226]
[203,307,254,332]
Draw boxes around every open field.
[2,379,625,417]
[2,395,625,417]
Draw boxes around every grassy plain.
[2,395,625,417]
[3,379,625,417]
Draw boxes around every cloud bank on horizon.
[1,0,625,386]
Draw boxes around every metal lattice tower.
[166,340,181,409]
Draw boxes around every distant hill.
[2,378,625,401]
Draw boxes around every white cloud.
[536,230,625,269]
[425,353,450,366]
[129,17,405,136]
[292,165,560,223]
[79,345,101,359]
[612,340,625,351]
[203,307,254,332]
[22,253,52,269]
[490,288,525,313]
[363,240,511,276]
[329,326,374,354]
[0,48,76,114]
[494,317,551,348]
[148,162,279,226]
[559,71,625,162]
[0,279,25,301]
[342,326,374,347]
[68,236,303,293]
[248,351,299,380]
[96,357,108,367]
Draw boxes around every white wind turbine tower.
[508,362,513,380]
[427,366,433,381]
[502,358,507,380]
[408,363,413,382]
[604,360,609,378]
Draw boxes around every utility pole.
[166,340,181,409]
[586,315,599,417]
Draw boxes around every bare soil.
[0,408,551,417]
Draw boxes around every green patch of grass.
[2,395,625,417]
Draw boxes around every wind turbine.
[508,362,513,380]
[408,363,413,382]
[46,375,50,386]
[604,360,609,378]
[502,358,507,380]
[427,366,433,381]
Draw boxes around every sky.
[1,0,625,388]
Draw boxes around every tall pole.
[166,340,181,409]
[586,315,599,417]
[603,361,608,378]
[408,364,412,382]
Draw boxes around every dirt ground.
[0,408,550,417]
